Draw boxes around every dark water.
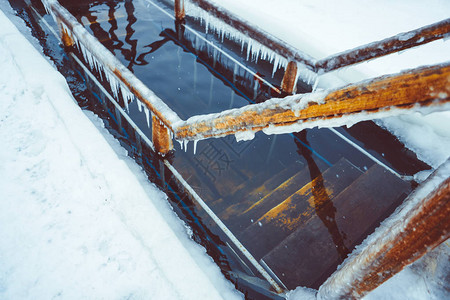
[15,0,431,293]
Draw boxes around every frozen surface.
[0,6,241,300]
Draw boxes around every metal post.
[174,0,185,21]
[281,61,298,94]
[152,114,173,156]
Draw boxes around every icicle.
[312,76,320,92]
[253,80,259,100]
[272,55,280,77]
[246,39,252,61]
[185,0,291,77]
[42,0,51,14]
[233,62,238,83]
[193,140,198,155]
[137,99,143,112]
[229,90,235,109]
[178,140,184,150]
[144,107,150,128]
[120,85,133,112]
[183,140,188,152]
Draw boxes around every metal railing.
[44,0,450,157]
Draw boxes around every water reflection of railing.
[295,131,350,261]
[68,0,285,104]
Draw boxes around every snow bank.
[0,7,241,300]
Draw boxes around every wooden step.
[210,160,303,213]
[261,163,411,289]
[239,158,363,259]
[222,160,328,233]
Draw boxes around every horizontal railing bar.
[173,62,450,141]
[43,0,182,130]
[188,1,449,76]
[317,18,450,73]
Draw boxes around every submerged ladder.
[41,0,450,297]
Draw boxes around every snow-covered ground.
[0,0,449,299]
[0,4,241,299]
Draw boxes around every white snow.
[0,5,241,300]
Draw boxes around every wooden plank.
[224,159,328,234]
[174,63,450,141]
[239,158,363,260]
[318,161,450,299]
[262,164,410,289]
[219,162,306,232]
[317,18,450,72]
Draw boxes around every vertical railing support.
[318,160,450,300]
[174,0,185,21]
[280,61,298,94]
[152,114,173,156]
